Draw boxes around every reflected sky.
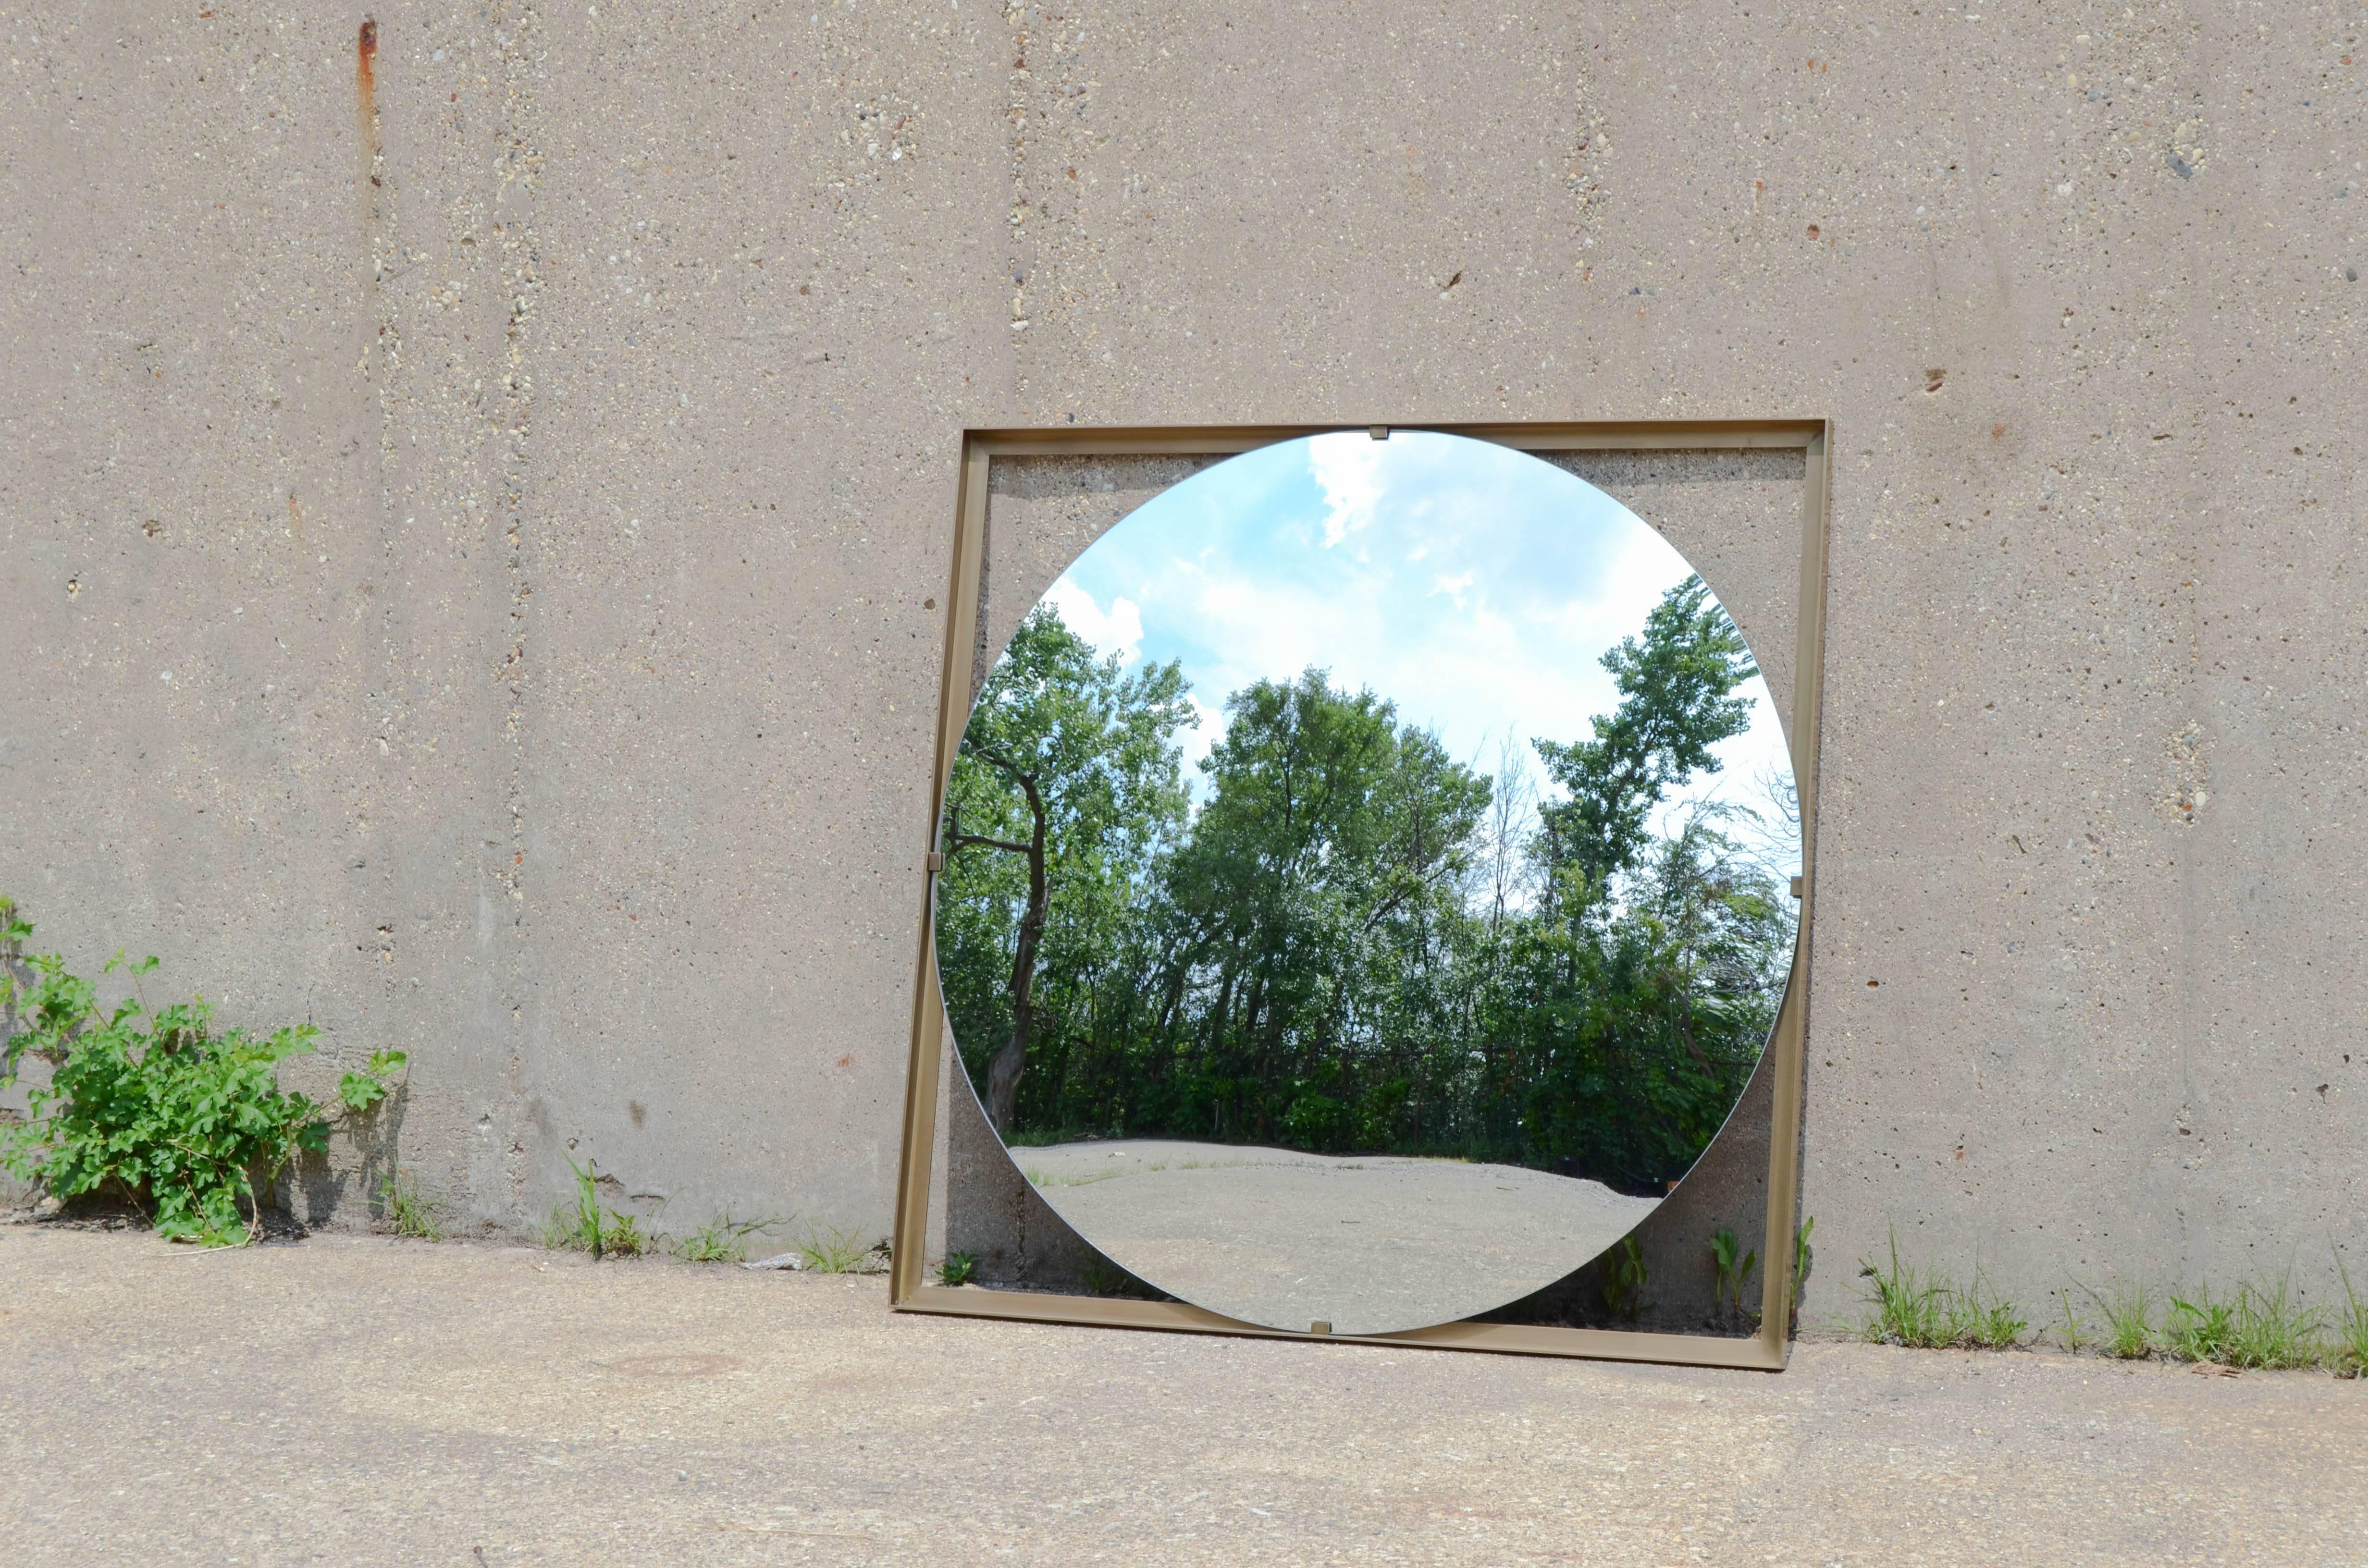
[1041,431,1794,850]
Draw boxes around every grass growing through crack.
[937,1250,979,1286]
[792,1225,876,1274]
[2165,1290,2236,1363]
[1857,1232,2026,1349]
[2332,1259,2368,1379]
[1853,1235,2366,1372]
[2166,1280,2321,1370]
[377,1167,444,1241]
[538,1157,648,1259]
[673,1214,783,1264]
[2227,1279,2324,1370]
[2055,1286,2092,1354]
[2085,1281,2159,1359]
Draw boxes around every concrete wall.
[3,1,2362,1329]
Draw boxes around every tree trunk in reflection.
[937,581,1796,1193]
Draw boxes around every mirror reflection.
[936,432,1799,1335]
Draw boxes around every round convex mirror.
[934,431,1800,1335]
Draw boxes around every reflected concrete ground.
[1015,1139,1661,1334]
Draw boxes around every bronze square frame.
[892,419,1831,1370]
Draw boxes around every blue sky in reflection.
[1042,430,1796,854]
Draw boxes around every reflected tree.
[937,607,1194,1132]
[937,577,1793,1189]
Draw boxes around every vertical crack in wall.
[1565,41,1612,268]
[1002,0,1037,396]
[493,1,546,1214]
[357,17,407,1098]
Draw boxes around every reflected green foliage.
[937,578,1794,1192]
[1603,1236,1651,1318]
[1712,1227,1758,1321]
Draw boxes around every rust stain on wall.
[356,20,381,194]
[356,19,377,111]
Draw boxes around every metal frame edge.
[890,419,1830,1372]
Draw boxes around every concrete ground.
[1015,1140,1660,1335]
[1,1228,2361,1568]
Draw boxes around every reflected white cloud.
[1041,576,1144,666]
[1308,430,1385,548]
[1048,430,1796,867]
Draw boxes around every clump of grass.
[599,1210,649,1257]
[377,1166,444,1242]
[2331,1258,2368,1380]
[539,1156,648,1259]
[1856,1232,2026,1349]
[937,1250,979,1286]
[537,1159,601,1252]
[1961,1279,2031,1349]
[2084,1280,2158,1359]
[2228,1278,2323,1370]
[673,1214,782,1265]
[2165,1289,2239,1364]
[2081,1270,2364,1370]
[793,1224,875,1274]
[2166,1279,2322,1370]
[1858,1235,1953,1347]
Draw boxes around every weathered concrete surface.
[2,0,2364,1335]
[3,1229,2364,1567]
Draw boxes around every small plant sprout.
[2057,1286,2093,1354]
[1602,1236,1649,1320]
[378,1166,444,1241]
[938,1250,980,1286]
[600,1209,649,1258]
[1710,1227,1758,1322]
[541,1156,648,1259]
[674,1214,784,1264]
